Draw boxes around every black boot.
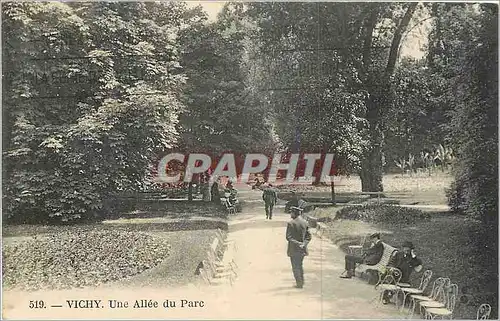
[340,270,353,279]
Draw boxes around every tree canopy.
[2,2,497,226]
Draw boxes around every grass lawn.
[322,212,497,319]
[278,172,453,205]
[3,197,229,291]
[106,229,217,288]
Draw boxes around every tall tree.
[2,2,192,222]
[426,4,498,314]
[178,3,274,155]
[246,3,371,174]
[358,3,418,191]
[246,3,424,192]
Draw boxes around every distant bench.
[358,192,385,204]
[200,229,238,286]
[220,197,236,215]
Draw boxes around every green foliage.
[385,59,451,168]
[438,4,498,225]
[2,2,193,222]
[245,3,378,172]
[334,204,431,224]
[177,3,274,155]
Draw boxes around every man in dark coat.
[210,178,220,203]
[388,241,423,283]
[286,209,312,288]
[340,233,384,279]
[382,241,423,304]
[262,184,278,219]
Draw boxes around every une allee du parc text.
[64,299,205,309]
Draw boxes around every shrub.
[334,204,431,225]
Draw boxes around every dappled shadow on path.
[226,220,403,319]
[229,219,286,232]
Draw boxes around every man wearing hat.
[340,232,384,279]
[388,241,423,283]
[286,207,312,288]
[382,241,423,304]
[262,183,278,220]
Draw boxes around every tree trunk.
[360,3,418,192]
[360,115,384,192]
[202,182,211,202]
[330,181,336,205]
[188,182,193,201]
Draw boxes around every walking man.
[286,207,312,288]
[262,184,278,219]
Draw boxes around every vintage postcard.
[2,1,498,319]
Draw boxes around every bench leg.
[400,291,414,312]
[407,297,417,319]
[200,266,212,285]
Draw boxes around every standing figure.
[286,208,312,288]
[210,178,220,203]
[262,184,278,219]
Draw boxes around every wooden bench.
[200,232,238,286]
[356,242,398,284]
[220,197,236,215]
[216,228,237,251]
[359,192,385,204]
[348,234,368,255]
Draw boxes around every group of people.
[340,232,423,304]
[284,214,423,293]
[256,180,423,295]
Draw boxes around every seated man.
[382,241,423,304]
[224,180,238,205]
[340,233,384,279]
[252,177,263,190]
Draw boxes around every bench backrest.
[379,243,398,266]
[210,237,220,254]
[224,198,234,208]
